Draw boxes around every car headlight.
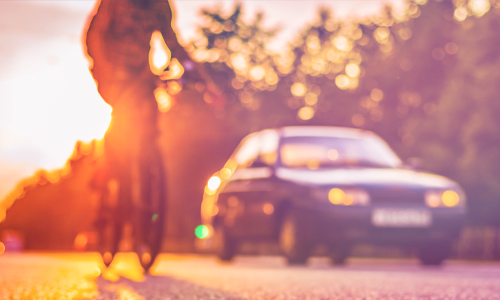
[425,189,462,207]
[327,188,370,206]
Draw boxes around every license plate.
[371,209,432,228]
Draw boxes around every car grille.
[369,189,425,205]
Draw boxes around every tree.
[417,1,500,225]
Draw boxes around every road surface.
[1,253,500,299]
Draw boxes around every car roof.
[280,126,374,139]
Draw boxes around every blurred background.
[0,0,499,260]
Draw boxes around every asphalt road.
[1,253,500,300]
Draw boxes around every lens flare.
[298,107,315,120]
[220,168,232,179]
[195,225,210,239]
[291,83,307,97]
[263,203,274,215]
[327,149,339,161]
[154,88,172,112]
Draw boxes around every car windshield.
[279,136,401,169]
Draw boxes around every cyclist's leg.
[134,124,166,272]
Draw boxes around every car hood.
[275,167,457,189]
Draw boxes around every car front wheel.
[418,242,452,265]
[330,245,350,265]
[279,211,311,264]
[213,225,236,262]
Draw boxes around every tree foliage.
[190,0,500,225]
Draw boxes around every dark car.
[200,126,466,265]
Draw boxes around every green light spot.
[152,214,158,221]
[195,225,209,239]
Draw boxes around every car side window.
[234,130,279,168]
[235,134,261,168]
[259,130,279,166]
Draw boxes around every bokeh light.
[298,107,315,120]
[352,114,365,127]
[195,225,210,239]
[469,0,490,17]
[220,168,232,179]
[207,176,221,191]
[149,31,171,76]
[345,63,360,77]
[154,88,173,112]
[335,74,350,89]
[454,7,468,21]
[442,190,460,207]
[370,88,384,102]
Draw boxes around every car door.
[219,130,279,239]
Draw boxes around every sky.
[0,0,406,201]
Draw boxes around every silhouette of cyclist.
[85,0,219,271]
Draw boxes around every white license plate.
[371,209,432,228]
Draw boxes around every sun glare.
[150,31,171,75]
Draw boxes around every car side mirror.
[405,157,423,170]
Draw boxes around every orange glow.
[298,107,315,120]
[343,195,354,206]
[469,0,490,17]
[335,74,349,89]
[445,42,458,55]
[328,188,345,205]
[399,27,412,40]
[333,36,350,51]
[166,80,183,95]
[454,7,467,21]
[425,191,441,208]
[249,66,266,81]
[207,176,221,191]
[374,27,390,44]
[307,160,320,170]
[345,63,360,77]
[304,93,318,106]
[150,31,171,76]
[228,196,239,207]
[328,188,369,206]
[210,205,219,216]
[352,114,365,127]
[263,203,274,215]
[154,88,173,112]
[160,58,184,80]
[442,190,460,207]
[141,252,152,265]
[103,252,113,265]
[149,30,184,80]
[0,242,5,255]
